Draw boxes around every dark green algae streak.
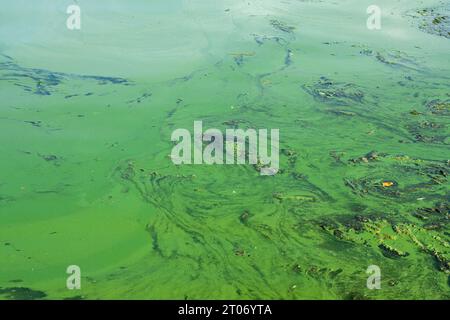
[0,0,449,299]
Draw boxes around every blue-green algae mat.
[0,0,449,300]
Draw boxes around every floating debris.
[412,202,449,228]
[378,243,409,259]
[270,19,295,33]
[272,192,316,203]
[222,119,250,128]
[426,99,450,116]
[344,178,399,197]
[319,215,448,271]
[0,56,131,96]
[303,77,365,106]
[228,52,255,57]
[280,148,298,169]
[345,154,448,200]
[127,92,152,104]
[239,210,251,225]
[348,151,383,164]
[408,6,450,39]
[406,119,447,144]
[410,109,424,116]
[63,295,86,300]
[145,224,163,256]
[327,109,357,117]
[234,55,244,66]
[252,34,287,46]
[228,52,256,67]
[0,287,47,300]
[284,49,293,66]
[24,120,42,128]
[374,50,420,70]
[38,154,62,166]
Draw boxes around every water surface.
[0,0,449,299]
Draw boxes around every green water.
[0,0,449,300]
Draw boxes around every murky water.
[0,0,449,299]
